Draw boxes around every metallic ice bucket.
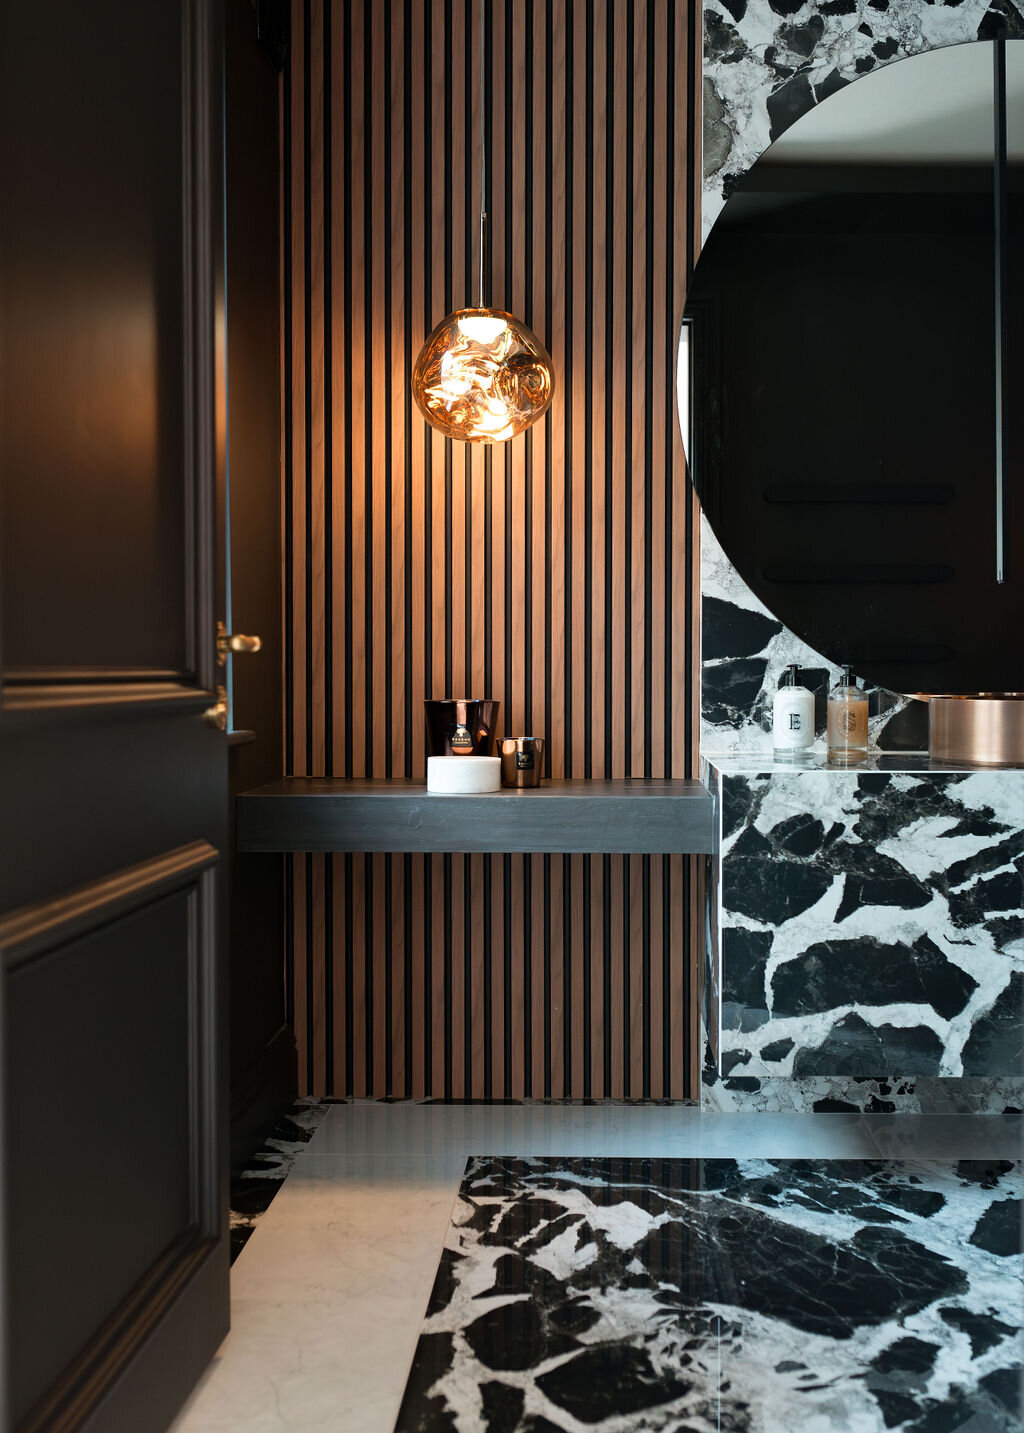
[926,694,1024,766]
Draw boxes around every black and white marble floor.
[172,1103,1022,1433]
[229,1097,331,1261]
[397,1155,1023,1432]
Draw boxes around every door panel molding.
[17,1235,216,1433]
[5,670,193,684]
[0,841,218,971]
[3,846,223,1433]
[181,0,221,695]
[0,682,216,725]
[1,0,221,713]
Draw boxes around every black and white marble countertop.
[704,752,1024,779]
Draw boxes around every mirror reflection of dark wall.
[685,40,1023,698]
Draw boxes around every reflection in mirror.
[763,43,999,166]
[683,40,1023,697]
[677,321,692,472]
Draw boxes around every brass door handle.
[203,684,228,731]
[217,621,262,662]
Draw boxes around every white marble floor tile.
[232,1157,464,1304]
[867,1112,1024,1160]
[173,1154,464,1433]
[301,1100,682,1157]
[170,1297,422,1433]
[302,1101,882,1159]
[685,1111,881,1158]
[251,1152,467,1232]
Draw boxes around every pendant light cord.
[478,0,488,308]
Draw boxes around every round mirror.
[682,40,1024,696]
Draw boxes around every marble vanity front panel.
[706,761,1023,1099]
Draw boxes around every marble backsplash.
[701,517,929,755]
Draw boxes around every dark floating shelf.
[236,778,716,855]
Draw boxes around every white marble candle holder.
[426,755,501,794]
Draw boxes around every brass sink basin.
[922,694,1024,766]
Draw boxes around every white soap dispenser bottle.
[772,664,815,757]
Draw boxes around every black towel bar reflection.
[762,564,954,584]
[764,483,955,506]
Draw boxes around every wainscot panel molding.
[284,0,700,1098]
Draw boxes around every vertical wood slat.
[370,3,389,781]
[332,856,346,1093]
[372,851,387,1093]
[290,1,308,785]
[410,855,426,1097]
[430,854,445,1095]
[451,854,466,1098]
[548,855,565,1096]
[547,0,567,789]
[285,0,699,1100]
[308,0,327,782]
[490,854,506,1098]
[630,0,647,782]
[390,1,407,783]
[590,0,607,786]
[569,0,586,783]
[528,854,542,1097]
[610,0,628,785]
[469,854,485,1097]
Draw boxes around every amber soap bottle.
[827,665,869,763]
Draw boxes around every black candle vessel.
[423,699,500,758]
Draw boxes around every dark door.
[0,4,230,1431]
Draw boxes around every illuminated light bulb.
[438,350,473,402]
[457,314,508,344]
[413,306,554,443]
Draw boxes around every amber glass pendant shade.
[412,307,554,443]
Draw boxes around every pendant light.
[412,4,554,444]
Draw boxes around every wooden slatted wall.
[283,0,700,1098]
